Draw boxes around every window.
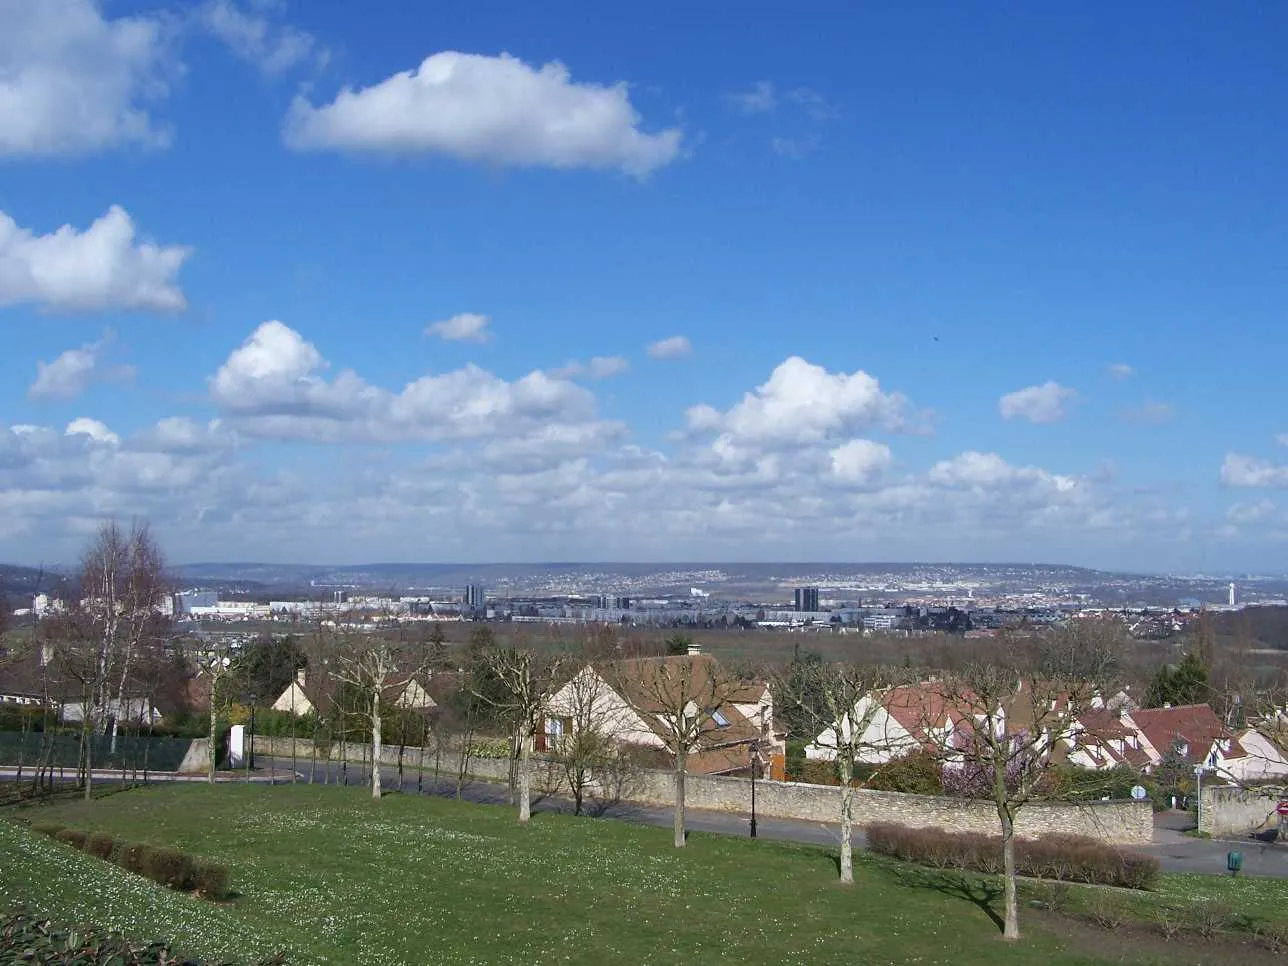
[711,709,730,728]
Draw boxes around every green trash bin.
[1227,851,1243,875]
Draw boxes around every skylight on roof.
[712,709,730,727]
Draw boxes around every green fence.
[0,732,192,773]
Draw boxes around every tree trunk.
[839,755,855,885]
[517,727,532,823]
[673,751,687,848]
[81,716,93,801]
[208,699,218,783]
[999,802,1019,940]
[371,702,383,799]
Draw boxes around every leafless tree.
[470,646,560,822]
[545,664,624,816]
[922,641,1112,942]
[772,661,909,884]
[610,655,742,849]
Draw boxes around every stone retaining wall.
[252,735,1152,844]
[1200,784,1285,837]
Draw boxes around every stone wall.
[1200,784,1285,837]
[251,736,1152,844]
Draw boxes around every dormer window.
[712,709,730,728]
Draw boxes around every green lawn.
[0,785,1272,966]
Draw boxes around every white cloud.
[0,0,172,158]
[1220,453,1288,489]
[929,451,1077,493]
[425,312,492,343]
[1106,362,1135,380]
[1121,401,1175,424]
[687,356,915,447]
[1226,499,1275,525]
[998,381,1077,424]
[829,439,893,485]
[1276,433,1288,448]
[29,331,133,401]
[785,87,837,121]
[646,335,692,360]
[726,81,777,114]
[194,0,324,75]
[210,320,606,444]
[283,51,682,177]
[0,206,191,313]
[65,417,119,445]
[552,356,629,380]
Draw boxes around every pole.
[749,747,758,839]
[249,706,256,770]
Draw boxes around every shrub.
[53,829,87,851]
[191,859,232,899]
[141,846,194,890]
[1087,893,1125,929]
[84,831,115,859]
[1188,900,1233,940]
[866,823,1159,890]
[865,751,945,796]
[116,841,153,875]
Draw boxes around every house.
[804,681,989,765]
[1061,708,1158,771]
[541,653,779,776]
[1125,704,1248,777]
[270,666,435,717]
[1223,727,1288,782]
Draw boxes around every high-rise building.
[794,587,820,612]
[464,584,486,611]
[1228,582,1237,607]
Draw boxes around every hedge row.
[866,822,1159,890]
[1,908,286,965]
[30,824,231,900]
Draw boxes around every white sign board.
[228,724,245,768]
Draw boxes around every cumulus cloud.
[65,417,119,445]
[210,320,607,444]
[194,0,324,75]
[29,332,134,401]
[686,356,915,447]
[425,312,492,343]
[928,451,1077,493]
[1220,453,1288,489]
[998,381,1077,424]
[646,335,693,360]
[283,51,682,176]
[829,439,893,485]
[0,206,191,314]
[1106,362,1135,380]
[0,0,172,158]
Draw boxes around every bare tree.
[470,646,559,822]
[923,641,1112,942]
[327,614,433,800]
[545,664,622,816]
[610,655,742,849]
[773,661,908,884]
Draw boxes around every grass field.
[1,785,1281,966]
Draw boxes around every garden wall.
[251,736,1152,845]
[1200,784,1285,837]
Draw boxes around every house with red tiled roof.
[1125,704,1247,776]
[270,666,435,717]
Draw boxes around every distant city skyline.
[1,3,1286,572]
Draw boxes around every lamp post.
[749,742,759,839]
[248,693,257,772]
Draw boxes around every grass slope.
[0,785,1253,966]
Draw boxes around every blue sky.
[1,0,1285,572]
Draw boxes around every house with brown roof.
[541,652,779,776]
[1125,704,1248,777]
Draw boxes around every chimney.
[296,666,307,688]
[687,643,702,656]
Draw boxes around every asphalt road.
[264,757,1288,879]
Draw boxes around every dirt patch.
[1028,908,1286,964]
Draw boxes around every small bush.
[84,831,115,859]
[1153,907,1184,940]
[141,846,194,890]
[1189,900,1233,940]
[1088,893,1125,930]
[53,829,87,851]
[866,822,1159,890]
[191,859,232,899]
[116,841,153,875]
[865,751,946,796]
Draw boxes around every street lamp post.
[749,742,759,839]
[248,694,257,772]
